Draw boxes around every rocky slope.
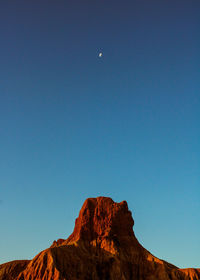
[0,197,199,280]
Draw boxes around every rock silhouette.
[0,197,199,280]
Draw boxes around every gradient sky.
[0,0,199,268]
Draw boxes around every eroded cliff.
[1,197,199,280]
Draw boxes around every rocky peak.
[65,197,135,253]
[1,196,199,280]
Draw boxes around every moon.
[99,52,102,58]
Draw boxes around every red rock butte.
[0,197,199,280]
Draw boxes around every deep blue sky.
[0,0,199,268]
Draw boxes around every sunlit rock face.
[0,197,199,280]
[64,197,136,254]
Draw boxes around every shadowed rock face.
[0,197,199,280]
[0,260,30,280]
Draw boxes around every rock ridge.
[0,196,199,280]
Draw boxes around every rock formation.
[0,197,199,280]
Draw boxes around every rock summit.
[0,197,199,280]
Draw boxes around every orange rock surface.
[0,197,199,280]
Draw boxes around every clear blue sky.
[0,0,199,268]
